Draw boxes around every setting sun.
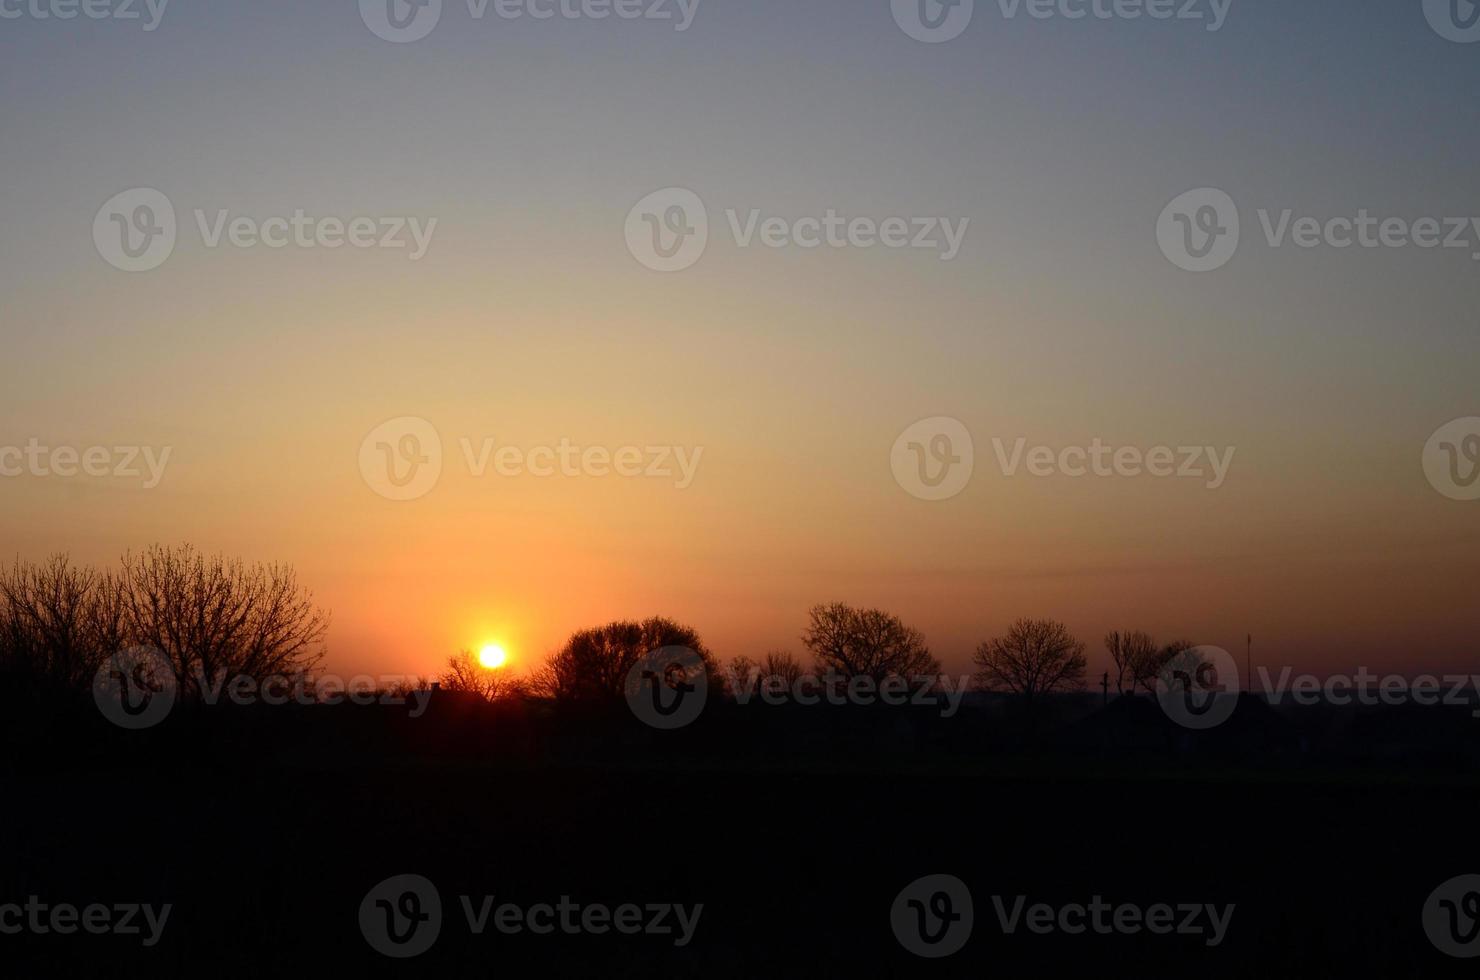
[478,644,508,670]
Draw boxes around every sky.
[2,0,1478,682]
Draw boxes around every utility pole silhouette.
[1246,634,1252,695]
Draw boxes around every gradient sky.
[2,0,1478,681]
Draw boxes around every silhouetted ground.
[2,693,1478,977]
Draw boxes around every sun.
[477,644,508,670]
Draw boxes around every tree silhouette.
[120,545,328,699]
[725,650,806,698]
[0,546,327,703]
[1127,639,1192,695]
[0,555,125,702]
[438,650,526,701]
[972,618,1087,707]
[726,654,759,694]
[531,616,715,703]
[1148,640,1201,693]
[761,650,805,688]
[801,603,940,682]
[1104,629,1157,696]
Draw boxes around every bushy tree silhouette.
[532,616,715,703]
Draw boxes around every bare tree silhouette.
[531,616,714,703]
[120,545,328,699]
[973,618,1087,708]
[1104,629,1157,696]
[726,654,759,694]
[1130,638,1193,695]
[725,650,807,699]
[801,603,940,682]
[1,547,329,704]
[761,650,805,688]
[439,650,526,701]
[0,555,125,702]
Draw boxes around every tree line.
[441,601,1197,710]
[2,549,1195,712]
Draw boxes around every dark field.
[4,697,1478,977]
